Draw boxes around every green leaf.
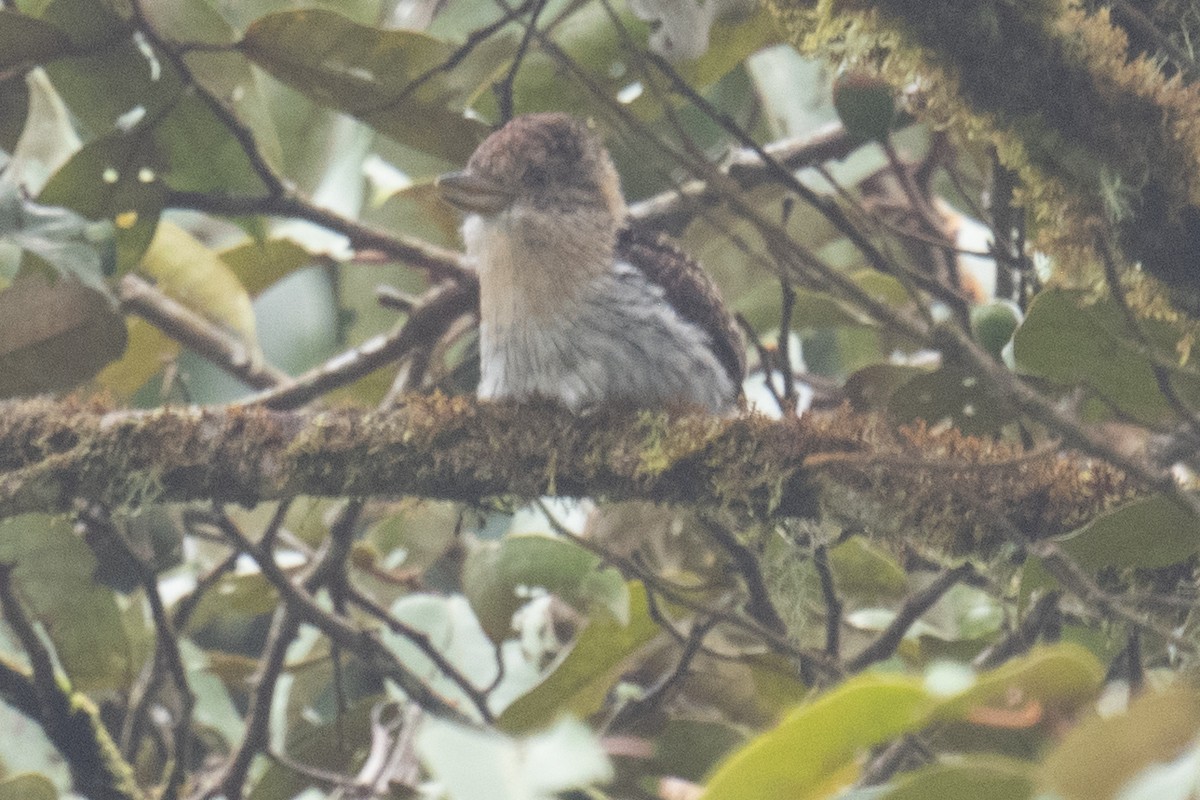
[889,364,1016,435]
[0,514,131,692]
[139,0,282,178]
[843,363,930,411]
[651,720,747,782]
[463,533,628,642]
[151,91,274,196]
[0,73,30,152]
[497,582,659,734]
[246,698,375,800]
[38,124,166,271]
[138,221,261,359]
[1056,494,1200,571]
[702,674,932,800]
[239,9,509,163]
[882,758,1036,800]
[828,536,909,603]
[790,287,875,330]
[933,644,1103,721]
[418,716,612,800]
[42,35,173,134]
[833,72,897,143]
[9,68,82,194]
[181,572,279,634]
[702,646,1103,800]
[220,238,315,297]
[0,11,71,69]
[179,640,244,746]
[379,594,499,717]
[0,181,114,291]
[1014,289,1200,424]
[1041,685,1200,800]
[40,0,128,50]
[0,773,58,800]
[0,270,126,398]
[43,42,270,197]
[94,317,179,399]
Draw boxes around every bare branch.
[118,274,292,391]
[240,281,476,410]
[846,563,974,672]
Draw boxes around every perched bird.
[437,113,745,413]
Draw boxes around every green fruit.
[971,300,1023,358]
[833,71,897,143]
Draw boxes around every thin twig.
[167,190,473,283]
[735,313,787,414]
[932,322,1200,520]
[535,501,840,683]
[118,274,292,390]
[604,615,718,732]
[846,564,974,672]
[972,590,1061,670]
[342,585,495,724]
[494,0,549,121]
[777,278,800,412]
[813,544,842,658]
[129,0,286,196]
[170,550,239,632]
[0,563,146,800]
[201,511,475,720]
[239,280,475,410]
[1028,540,1196,654]
[697,515,787,634]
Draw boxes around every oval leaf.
[139,221,260,360]
[39,124,166,271]
[239,9,503,162]
[702,674,932,800]
[1058,494,1200,571]
[882,758,1035,800]
[498,582,658,734]
[1014,289,1200,424]
[0,514,131,691]
[463,533,627,642]
[0,271,125,398]
[0,11,71,70]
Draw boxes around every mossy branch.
[772,0,1200,299]
[0,396,1135,547]
[0,395,827,519]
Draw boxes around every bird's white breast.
[464,212,735,412]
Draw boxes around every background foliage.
[3,0,1200,798]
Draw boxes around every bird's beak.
[435,170,515,214]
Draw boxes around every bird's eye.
[523,166,546,187]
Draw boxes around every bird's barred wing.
[616,224,746,393]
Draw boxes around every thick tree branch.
[0,397,1143,540]
[0,396,823,519]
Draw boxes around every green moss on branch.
[773,0,1200,298]
[0,395,826,519]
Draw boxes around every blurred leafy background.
[4,0,1200,799]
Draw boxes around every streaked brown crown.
[466,113,625,214]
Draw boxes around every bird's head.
[437,113,626,225]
